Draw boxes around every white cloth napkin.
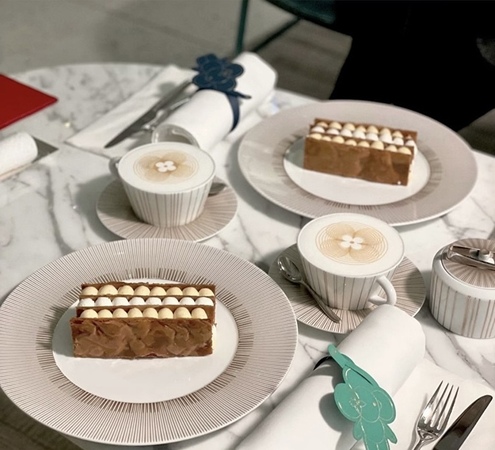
[238,305,495,450]
[65,65,193,154]
[0,131,38,180]
[152,52,277,150]
[65,53,277,154]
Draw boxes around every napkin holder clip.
[192,54,251,131]
[315,345,398,450]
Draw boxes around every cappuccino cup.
[113,142,215,228]
[297,213,404,310]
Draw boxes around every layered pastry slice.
[303,118,418,185]
[70,281,216,359]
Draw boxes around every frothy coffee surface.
[298,213,404,277]
[316,221,388,265]
[133,150,198,184]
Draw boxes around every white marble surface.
[0,64,494,450]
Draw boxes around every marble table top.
[0,64,494,450]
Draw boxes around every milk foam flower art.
[135,151,196,183]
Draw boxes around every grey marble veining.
[0,64,494,450]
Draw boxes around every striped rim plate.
[238,100,477,226]
[97,178,237,242]
[0,239,297,445]
[269,245,426,334]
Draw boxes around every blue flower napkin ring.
[315,345,398,450]
[192,54,251,131]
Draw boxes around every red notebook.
[0,74,58,130]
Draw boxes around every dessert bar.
[70,281,216,359]
[303,118,418,185]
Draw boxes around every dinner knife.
[104,79,192,148]
[433,394,492,449]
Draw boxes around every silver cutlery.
[412,381,459,449]
[104,79,192,148]
[277,255,341,323]
[433,394,492,449]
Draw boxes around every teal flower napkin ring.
[192,54,251,131]
[315,345,397,450]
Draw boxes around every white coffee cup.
[112,142,215,228]
[297,213,404,310]
[430,238,495,339]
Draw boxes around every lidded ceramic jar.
[430,238,495,339]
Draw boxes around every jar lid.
[442,238,495,288]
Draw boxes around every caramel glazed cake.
[304,118,418,185]
[70,282,216,359]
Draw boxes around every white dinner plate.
[238,100,477,226]
[0,239,297,445]
[269,245,426,334]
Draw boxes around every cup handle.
[108,157,121,179]
[369,275,397,306]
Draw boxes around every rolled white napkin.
[152,52,277,150]
[0,132,38,179]
[238,304,495,449]
[238,305,425,449]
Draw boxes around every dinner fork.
[412,381,459,449]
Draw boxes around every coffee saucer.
[268,244,426,334]
[97,179,237,242]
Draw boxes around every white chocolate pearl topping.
[183,287,200,296]
[129,296,145,305]
[405,139,416,147]
[145,296,162,305]
[143,308,158,318]
[128,308,143,318]
[332,136,345,143]
[392,130,403,138]
[310,125,326,133]
[80,309,98,318]
[196,297,214,306]
[158,308,173,319]
[162,296,179,305]
[118,285,134,295]
[371,141,385,150]
[179,297,195,305]
[352,130,366,139]
[380,127,391,135]
[340,129,353,137]
[345,139,357,146]
[78,298,95,307]
[379,134,393,144]
[95,297,112,307]
[112,296,130,306]
[367,125,379,134]
[81,286,98,296]
[322,136,332,141]
[398,146,412,155]
[191,308,208,319]
[315,121,328,127]
[150,286,166,296]
[386,145,398,152]
[309,133,322,139]
[393,137,404,145]
[98,309,113,319]
[98,285,118,296]
[134,285,151,296]
[358,141,370,148]
[327,128,339,135]
[365,132,378,141]
[167,287,183,296]
[356,125,367,132]
[174,307,191,319]
[343,122,355,131]
[198,288,214,296]
[112,308,128,318]
[329,121,342,130]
